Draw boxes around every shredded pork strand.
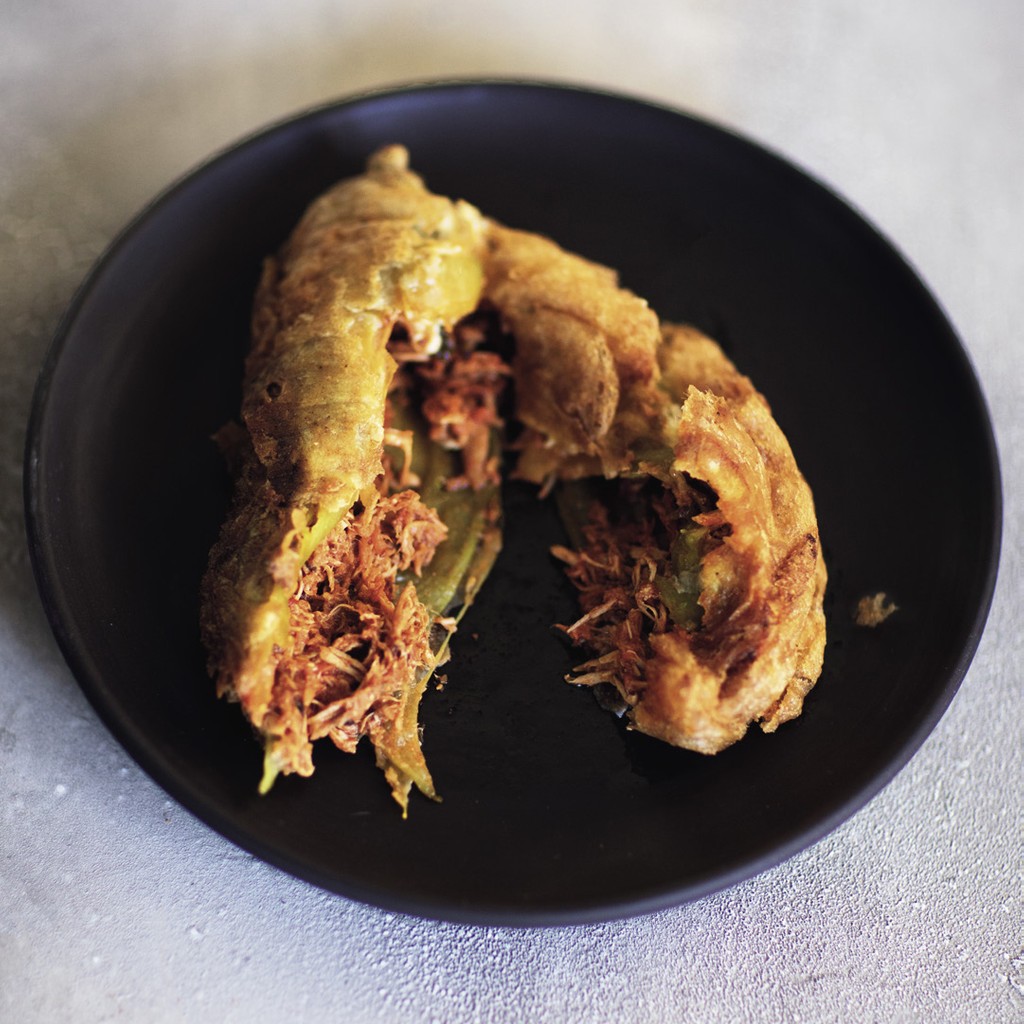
[556,483,715,700]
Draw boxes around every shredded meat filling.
[271,491,447,753]
[416,349,509,489]
[386,310,512,493]
[553,480,723,700]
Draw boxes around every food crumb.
[855,592,898,627]
[435,674,448,692]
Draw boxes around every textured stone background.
[2,1,1021,1020]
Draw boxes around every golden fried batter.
[483,224,660,461]
[855,592,897,627]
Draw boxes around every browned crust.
[629,324,827,752]
[483,223,660,458]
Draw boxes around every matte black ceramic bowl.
[25,81,1001,925]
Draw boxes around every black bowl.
[24,81,1001,925]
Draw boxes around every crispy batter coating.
[245,145,486,505]
[483,224,660,460]
[639,351,827,749]
[855,592,897,627]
